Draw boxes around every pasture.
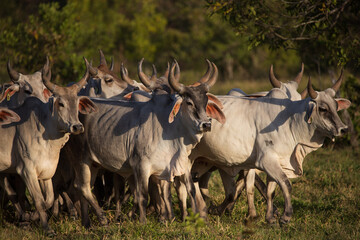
[0,139,358,239]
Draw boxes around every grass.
[0,146,359,239]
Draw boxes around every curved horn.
[120,63,135,85]
[198,59,212,83]
[99,49,107,66]
[75,57,91,92]
[174,60,180,82]
[110,57,114,71]
[269,65,281,88]
[163,62,170,78]
[293,62,304,85]
[168,60,185,94]
[331,69,343,92]
[7,60,20,82]
[42,58,56,93]
[151,64,157,82]
[84,57,98,76]
[206,62,218,87]
[307,76,318,99]
[300,87,308,99]
[138,58,152,88]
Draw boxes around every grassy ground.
[0,146,359,239]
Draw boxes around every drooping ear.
[168,97,183,123]
[123,92,133,100]
[305,101,316,124]
[43,88,52,102]
[206,102,226,124]
[0,108,20,125]
[335,98,351,111]
[0,85,19,102]
[206,93,223,109]
[78,96,98,114]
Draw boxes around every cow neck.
[289,98,324,149]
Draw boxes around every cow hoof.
[46,228,56,237]
[100,217,108,226]
[266,217,277,225]
[245,215,259,225]
[273,208,280,217]
[279,217,290,226]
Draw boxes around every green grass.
[0,147,359,239]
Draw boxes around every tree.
[207,0,360,71]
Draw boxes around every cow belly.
[0,156,15,172]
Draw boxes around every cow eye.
[105,78,114,83]
[58,102,65,107]
[186,101,194,107]
[24,89,32,94]
[319,106,327,112]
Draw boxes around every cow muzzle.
[199,121,212,132]
[337,126,349,136]
[70,123,84,135]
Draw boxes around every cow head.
[305,72,351,138]
[42,58,98,135]
[269,63,307,100]
[85,50,138,98]
[4,58,52,106]
[167,60,225,133]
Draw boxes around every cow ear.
[0,108,20,125]
[168,98,183,123]
[43,88,52,102]
[0,85,19,102]
[123,92,133,100]
[206,102,226,124]
[335,98,351,111]
[305,101,316,123]
[206,93,223,109]
[79,96,98,114]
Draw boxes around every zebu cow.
[69,60,225,227]
[1,60,51,106]
[0,59,98,234]
[189,71,350,224]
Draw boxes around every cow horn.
[307,76,318,99]
[84,57,98,76]
[138,58,152,88]
[331,69,343,92]
[294,62,304,85]
[206,62,218,87]
[174,60,180,82]
[168,60,185,94]
[42,58,56,93]
[99,49,107,66]
[198,59,213,84]
[269,65,281,88]
[110,57,114,71]
[163,62,170,78]
[120,63,134,85]
[74,57,91,92]
[300,88,308,99]
[7,60,20,82]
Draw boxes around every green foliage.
[207,0,360,70]
[343,75,360,136]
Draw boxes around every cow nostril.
[340,127,349,135]
[201,122,212,131]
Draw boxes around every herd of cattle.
[0,50,351,235]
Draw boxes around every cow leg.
[61,190,77,219]
[198,171,212,203]
[134,168,150,224]
[183,172,197,216]
[52,193,60,218]
[245,169,258,220]
[262,160,292,224]
[113,174,125,220]
[193,181,207,219]
[215,169,237,216]
[74,162,107,227]
[254,173,278,215]
[265,178,277,224]
[0,175,25,221]
[161,180,174,222]
[174,176,188,221]
[18,168,54,235]
[42,179,54,210]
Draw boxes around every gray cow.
[189,71,350,224]
[69,60,225,227]
[0,59,98,234]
